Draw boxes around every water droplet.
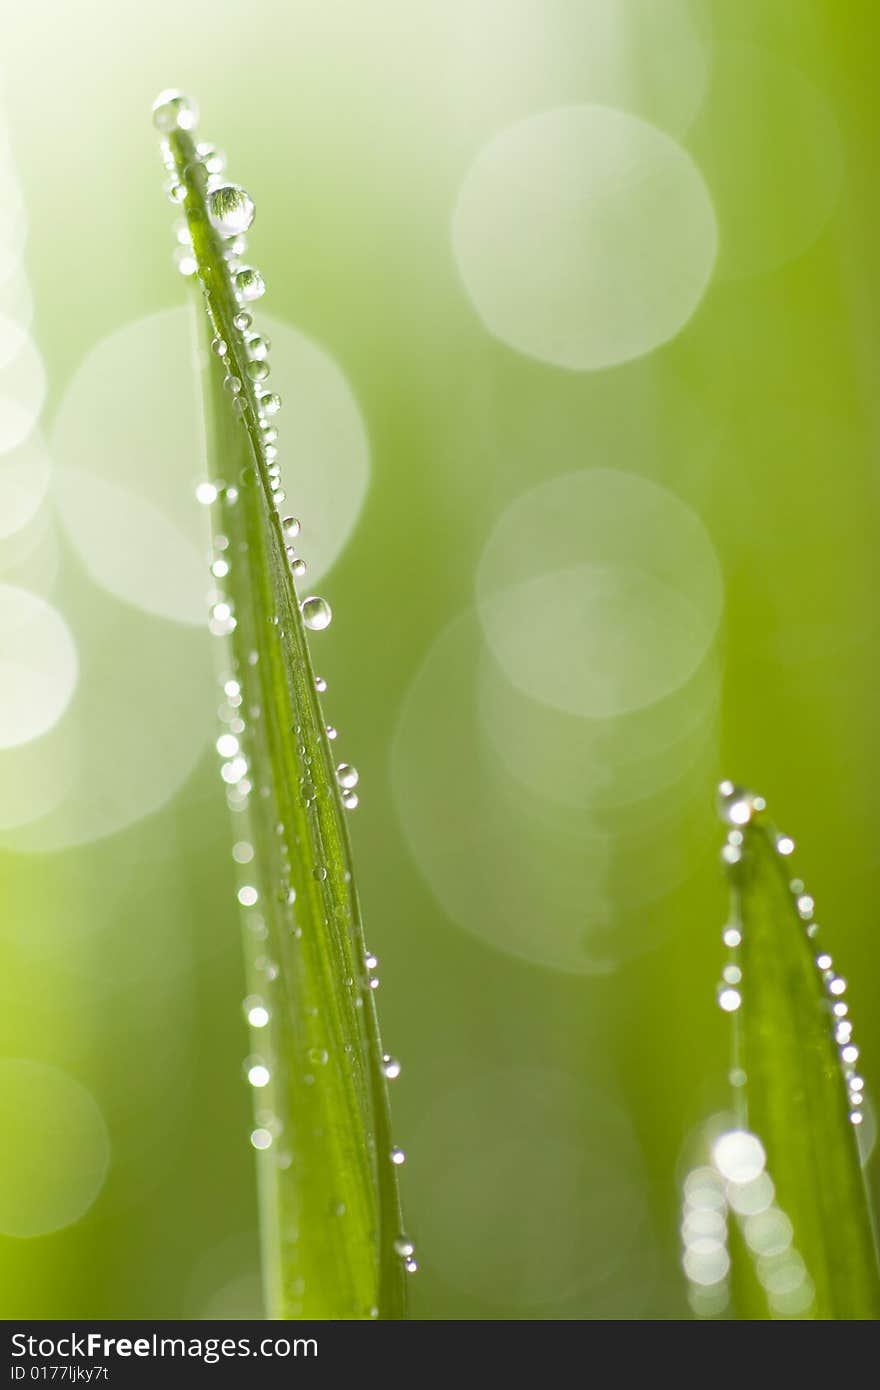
[722,925,742,948]
[282,516,301,541]
[166,180,187,205]
[313,866,328,882]
[326,724,337,739]
[232,841,254,864]
[196,141,226,174]
[336,763,359,791]
[246,334,270,361]
[195,482,218,505]
[315,676,327,693]
[174,247,198,276]
[238,885,258,907]
[152,89,199,133]
[393,1235,414,1257]
[216,732,239,757]
[211,337,228,358]
[816,953,832,970]
[288,554,307,577]
[383,1055,401,1080]
[224,375,242,394]
[718,987,741,1012]
[342,790,359,810]
[247,1064,271,1088]
[796,894,814,920]
[235,266,265,301]
[233,311,252,331]
[717,781,765,827]
[247,360,270,382]
[365,952,378,971]
[250,1127,273,1149]
[309,1048,329,1066]
[390,1147,406,1166]
[829,976,847,996]
[776,835,795,856]
[258,391,282,416]
[247,1004,270,1029]
[405,1259,418,1274]
[207,183,255,237]
[301,596,332,631]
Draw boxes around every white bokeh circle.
[0,577,213,850]
[689,42,844,279]
[475,469,723,719]
[0,328,47,455]
[452,105,717,369]
[0,1059,110,1237]
[0,585,77,749]
[51,308,370,624]
[391,609,716,975]
[0,431,52,541]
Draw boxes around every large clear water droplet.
[282,517,301,541]
[207,183,256,237]
[152,89,199,133]
[258,391,282,416]
[235,267,265,302]
[246,334,270,361]
[336,763,359,790]
[300,596,332,631]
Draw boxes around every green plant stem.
[163,125,406,1320]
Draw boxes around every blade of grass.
[153,90,408,1320]
[714,783,880,1319]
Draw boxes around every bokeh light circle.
[0,1059,110,1237]
[689,43,844,278]
[452,105,717,369]
[476,469,723,718]
[0,585,77,749]
[52,308,370,624]
[392,609,716,975]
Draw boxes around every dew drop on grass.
[383,1056,401,1080]
[390,1147,406,1166]
[300,596,332,631]
[315,676,327,693]
[282,516,301,541]
[717,780,765,827]
[233,311,252,331]
[152,90,199,132]
[174,247,197,276]
[247,1064,271,1089]
[232,841,254,864]
[196,482,218,505]
[258,391,282,416]
[246,334,270,360]
[336,763,359,790]
[309,1048,329,1066]
[207,183,255,237]
[238,885,258,907]
[393,1235,414,1258]
[247,360,269,382]
[342,790,359,810]
[326,724,337,739]
[250,1128,273,1149]
[235,267,265,301]
[312,866,327,882]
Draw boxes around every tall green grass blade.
[153,90,407,1320]
[708,784,880,1319]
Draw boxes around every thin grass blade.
[153,89,407,1320]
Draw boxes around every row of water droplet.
[155,88,415,1282]
[682,1130,815,1318]
[717,781,865,1127]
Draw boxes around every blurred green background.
[0,0,877,1319]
